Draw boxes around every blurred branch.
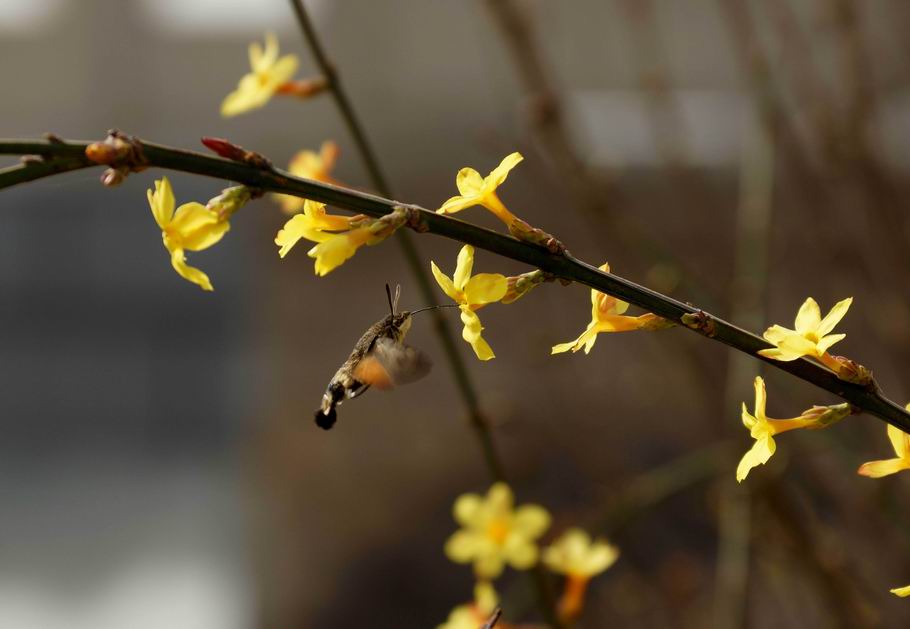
[2,135,910,434]
[617,0,692,169]
[602,441,733,534]
[286,0,506,482]
[758,479,877,627]
[483,0,721,305]
[713,117,775,629]
[481,607,503,629]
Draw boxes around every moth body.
[315,286,431,430]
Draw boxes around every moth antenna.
[393,284,401,314]
[385,283,394,316]
[409,304,461,316]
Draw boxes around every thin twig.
[1,136,909,434]
[713,118,775,629]
[481,606,503,629]
[286,0,506,482]
[482,0,721,304]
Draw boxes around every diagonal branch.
[2,135,909,434]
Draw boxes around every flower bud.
[799,402,853,429]
[206,185,252,220]
[501,270,548,304]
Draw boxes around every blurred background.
[1,0,910,626]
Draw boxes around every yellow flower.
[444,482,551,579]
[430,246,508,361]
[543,528,619,579]
[736,376,850,482]
[544,528,618,623]
[273,141,340,213]
[275,200,370,276]
[221,33,299,117]
[551,263,662,354]
[857,407,910,478]
[275,201,407,276]
[438,582,498,629]
[437,153,523,225]
[759,297,852,362]
[892,585,910,597]
[147,177,229,291]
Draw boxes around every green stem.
[2,135,909,435]
[286,0,507,483]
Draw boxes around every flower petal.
[470,335,496,361]
[248,39,264,73]
[302,200,354,231]
[593,315,646,333]
[512,505,551,538]
[169,247,213,291]
[170,203,229,251]
[857,458,909,478]
[460,308,495,360]
[891,585,910,597]
[762,324,795,344]
[551,335,584,354]
[741,403,757,430]
[453,245,474,292]
[486,152,523,188]
[221,76,262,117]
[757,347,810,362]
[308,229,368,276]
[474,553,506,579]
[445,530,480,563]
[503,539,538,571]
[486,483,513,512]
[736,434,776,482]
[259,32,279,69]
[794,297,821,333]
[582,540,620,575]
[437,194,478,215]
[817,297,852,337]
[276,214,326,258]
[147,177,175,229]
[455,168,485,197]
[270,54,300,86]
[453,493,482,526]
[464,273,508,306]
[816,333,846,354]
[753,376,767,421]
[474,582,498,615]
[888,423,910,459]
[430,261,461,303]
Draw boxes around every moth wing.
[353,355,394,390]
[354,336,432,389]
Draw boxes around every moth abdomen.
[314,407,337,430]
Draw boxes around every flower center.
[804,331,820,344]
[486,519,510,545]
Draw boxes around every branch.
[2,135,909,433]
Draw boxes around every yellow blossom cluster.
[440,483,618,626]
[275,200,405,276]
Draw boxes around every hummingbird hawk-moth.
[314,285,451,430]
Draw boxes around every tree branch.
[2,135,909,434]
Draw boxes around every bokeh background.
[2,0,910,627]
